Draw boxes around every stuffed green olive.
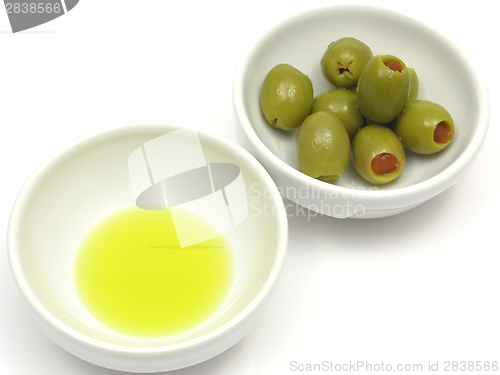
[356,55,410,123]
[312,88,366,140]
[352,125,406,185]
[260,63,314,130]
[296,111,350,182]
[394,100,454,154]
[321,37,373,88]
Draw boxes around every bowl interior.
[238,5,484,191]
[12,123,285,347]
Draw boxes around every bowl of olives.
[233,5,489,218]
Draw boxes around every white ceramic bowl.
[233,5,489,218]
[7,121,288,372]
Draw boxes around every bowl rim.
[232,4,490,209]
[7,120,289,355]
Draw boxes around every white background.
[1,0,499,374]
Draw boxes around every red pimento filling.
[371,153,399,175]
[433,121,454,144]
[384,58,403,73]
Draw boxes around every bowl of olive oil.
[7,121,288,372]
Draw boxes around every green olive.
[356,55,410,123]
[296,111,350,182]
[408,68,419,101]
[312,89,366,140]
[321,37,373,88]
[393,100,455,154]
[352,125,406,185]
[260,63,313,130]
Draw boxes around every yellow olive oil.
[73,206,233,338]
